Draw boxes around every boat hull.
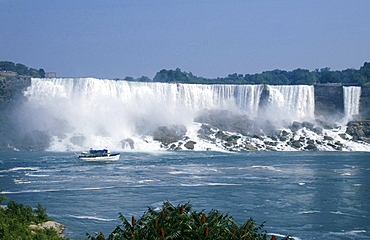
[79,153,120,161]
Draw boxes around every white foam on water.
[13,179,32,184]
[25,173,50,177]
[206,183,241,186]
[298,210,321,214]
[2,186,115,194]
[137,179,157,183]
[168,171,190,175]
[68,215,115,222]
[329,229,367,237]
[180,183,208,187]
[250,166,282,172]
[0,167,40,172]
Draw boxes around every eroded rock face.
[314,85,344,117]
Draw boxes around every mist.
[10,78,360,151]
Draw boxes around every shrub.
[86,201,293,240]
[0,190,66,240]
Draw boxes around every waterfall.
[343,86,361,121]
[21,78,318,151]
[264,85,315,124]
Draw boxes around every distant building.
[45,72,57,78]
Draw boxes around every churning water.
[1,151,369,239]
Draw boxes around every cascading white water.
[343,86,361,121]
[20,78,319,151]
[264,85,315,124]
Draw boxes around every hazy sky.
[1,0,369,79]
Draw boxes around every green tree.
[360,62,370,86]
[34,203,52,222]
[124,76,135,81]
[15,63,29,76]
[289,69,316,85]
[0,190,7,203]
[0,61,16,72]
[136,76,152,82]
[39,68,46,78]
[154,69,171,82]
[28,68,40,77]
[318,68,341,84]
[0,191,66,240]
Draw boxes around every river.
[1,151,369,239]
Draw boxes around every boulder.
[153,125,187,146]
[290,121,302,132]
[184,141,196,150]
[279,136,288,141]
[244,145,258,151]
[305,144,317,151]
[289,140,302,148]
[29,221,65,237]
[324,136,334,141]
[313,127,323,135]
[302,121,315,130]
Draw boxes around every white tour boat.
[78,148,120,161]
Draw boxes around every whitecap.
[207,183,241,186]
[69,215,115,221]
[0,167,40,172]
[13,180,32,184]
[138,179,156,183]
[251,166,281,171]
[329,229,367,236]
[168,171,189,174]
[25,174,50,177]
[180,183,205,187]
[298,210,320,214]
[81,187,103,190]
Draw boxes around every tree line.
[124,62,370,86]
[0,61,45,78]
[2,60,370,86]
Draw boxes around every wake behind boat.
[78,148,120,161]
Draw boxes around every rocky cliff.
[314,84,344,118]
[360,86,370,119]
[346,120,370,144]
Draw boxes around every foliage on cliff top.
[0,190,67,240]
[0,61,45,78]
[0,61,43,105]
[87,201,293,240]
[150,62,370,86]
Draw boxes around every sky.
[1,0,370,79]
